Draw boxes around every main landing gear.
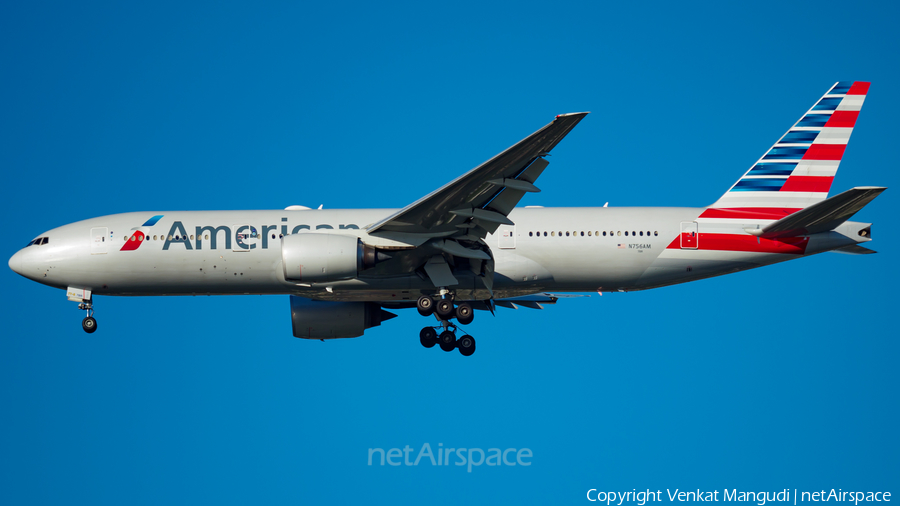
[417,295,476,357]
[79,300,97,334]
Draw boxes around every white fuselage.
[8,206,870,303]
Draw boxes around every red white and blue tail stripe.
[707,81,869,217]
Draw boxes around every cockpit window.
[41,237,48,245]
[27,237,47,247]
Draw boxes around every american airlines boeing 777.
[9,82,884,356]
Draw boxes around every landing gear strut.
[79,300,97,334]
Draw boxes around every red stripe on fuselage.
[699,207,801,220]
[666,234,808,254]
[847,82,870,95]
[802,144,846,160]
[780,176,834,192]
[825,110,858,128]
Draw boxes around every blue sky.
[2,1,897,504]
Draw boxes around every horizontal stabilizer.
[756,186,886,239]
[832,244,877,255]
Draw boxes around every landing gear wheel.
[419,327,437,348]
[416,296,434,317]
[458,335,476,356]
[456,302,474,325]
[438,330,456,352]
[82,316,97,334]
[435,299,455,320]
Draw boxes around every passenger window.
[617,231,621,236]
[551,231,555,236]
[580,231,584,236]
[654,231,658,236]
[640,231,643,236]
[588,231,592,236]
[625,231,628,236]
[566,231,569,236]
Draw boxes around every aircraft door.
[498,224,516,249]
[90,227,108,254]
[680,222,699,249]
[233,224,259,251]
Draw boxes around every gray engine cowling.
[290,296,397,339]
[281,233,388,283]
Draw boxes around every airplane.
[8,81,884,357]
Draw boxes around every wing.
[367,112,588,239]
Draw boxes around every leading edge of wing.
[366,112,589,235]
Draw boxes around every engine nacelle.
[282,233,387,283]
[290,296,396,339]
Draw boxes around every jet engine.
[289,296,396,339]
[281,233,389,283]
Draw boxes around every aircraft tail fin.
[709,81,870,213]
[746,186,885,239]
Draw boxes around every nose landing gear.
[78,300,97,334]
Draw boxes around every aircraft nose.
[9,250,24,276]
